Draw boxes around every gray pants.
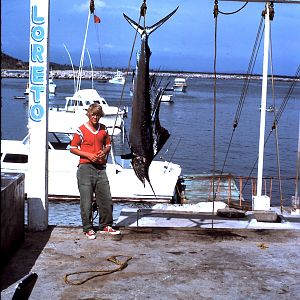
[77,164,113,232]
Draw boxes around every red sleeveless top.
[70,123,111,165]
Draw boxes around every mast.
[76,10,91,92]
[252,2,271,210]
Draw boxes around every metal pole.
[252,3,271,210]
[293,112,300,209]
[256,3,270,198]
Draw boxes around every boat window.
[48,133,72,150]
[49,142,70,150]
[3,154,28,163]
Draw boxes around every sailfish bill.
[123,7,178,190]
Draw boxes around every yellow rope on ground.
[64,255,133,285]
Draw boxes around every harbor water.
[1,76,299,225]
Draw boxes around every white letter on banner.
[31,26,45,42]
[30,104,45,122]
[32,5,44,24]
[31,44,44,62]
[30,66,44,84]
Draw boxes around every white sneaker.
[99,226,121,235]
[84,229,96,239]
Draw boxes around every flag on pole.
[94,14,101,23]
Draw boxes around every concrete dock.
[1,226,300,299]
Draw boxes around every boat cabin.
[64,89,109,113]
[173,77,187,92]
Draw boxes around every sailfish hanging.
[123,7,178,188]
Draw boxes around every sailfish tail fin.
[123,6,178,36]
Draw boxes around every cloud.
[103,43,114,49]
[72,0,106,13]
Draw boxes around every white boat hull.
[173,77,187,92]
[108,70,125,85]
[160,94,174,103]
[1,140,181,201]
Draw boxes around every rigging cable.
[94,20,103,68]
[218,2,248,15]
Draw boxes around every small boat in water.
[173,77,187,92]
[109,70,126,85]
[259,105,275,112]
[97,74,111,83]
[160,93,174,103]
[48,78,57,94]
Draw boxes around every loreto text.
[29,4,47,122]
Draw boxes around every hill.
[1,52,72,70]
[1,53,28,70]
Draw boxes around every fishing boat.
[160,93,174,103]
[49,88,127,136]
[173,77,187,92]
[109,70,126,85]
[97,74,111,83]
[1,131,182,202]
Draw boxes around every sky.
[1,0,300,76]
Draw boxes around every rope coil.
[64,255,133,285]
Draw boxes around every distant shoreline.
[1,69,298,82]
